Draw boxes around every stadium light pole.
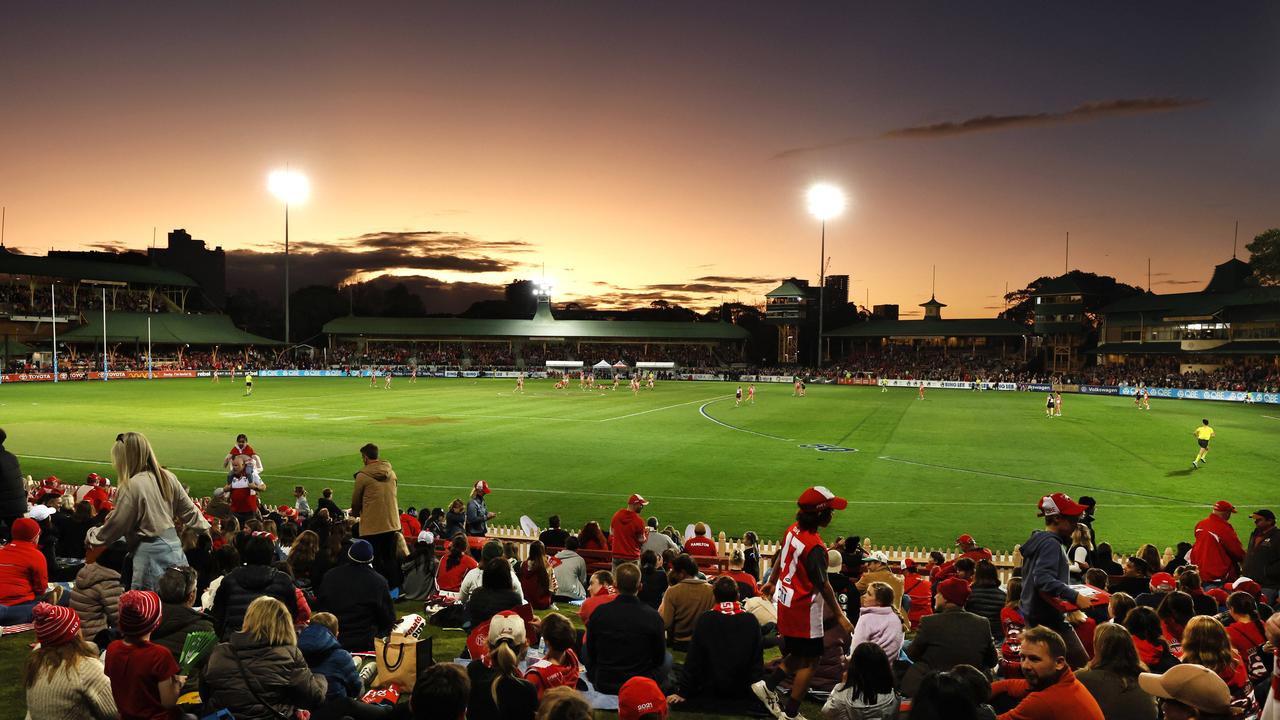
[806,183,846,368]
[267,168,310,346]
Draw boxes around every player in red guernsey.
[754,486,853,720]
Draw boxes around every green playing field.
[4,376,1276,551]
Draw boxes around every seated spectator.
[1077,623,1158,720]
[854,551,904,613]
[578,570,618,626]
[517,541,555,610]
[204,595,328,718]
[820,641,899,720]
[585,563,669,694]
[1180,615,1260,715]
[640,519,680,556]
[950,664,998,720]
[0,518,49,624]
[683,523,716,557]
[989,626,1105,719]
[538,515,570,549]
[1157,591,1195,653]
[966,560,1006,639]
[551,537,588,601]
[1110,557,1152,597]
[437,534,479,593]
[1137,663,1235,720]
[402,531,439,600]
[288,529,323,592]
[1107,592,1136,627]
[1082,569,1112,625]
[104,591,186,720]
[1177,569,1219,617]
[69,541,126,644]
[401,506,423,543]
[1162,542,1194,576]
[152,565,214,686]
[902,577,997,697]
[938,534,994,581]
[459,541,523,605]
[618,676,668,720]
[1135,571,1176,609]
[53,500,97,560]
[315,538,394,652]
[724,549,760,599]
[1068,525,1094,583]
[1124,606,1179,673]
[577,521,607,552]
[468,558,524,627]
[466,610,538,720]
[185,530,215,599]
[901,559,933,630]
[23,603,118,719]
[535,686,592,720]
[826,549,858,620]
[1091,542,1123,576]
[1222,591,1270,690]
[909,671,984,720]
[523,612,581,698]
[852,581,906,662]
[211,533,297,637]
[299,611,361,701]
[660,554,714,648]
[413,662,470,720]
[637,549,669,609]
[1000,578,1027,678]
[670,576,765,713]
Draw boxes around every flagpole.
[51,285,58,383]
[102,288,108,382]
[147,317,152,380]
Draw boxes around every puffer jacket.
[203,631,327,720]
[211,564,298,637]
[350,460,400,536]
[297,624,360,699]
[0,447,26,519]
[69,562,123,638]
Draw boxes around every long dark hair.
[910,671,979,720]
[1124,606,1169,650]
[445,534,467,570]
[845,642,894,705]
[1226,591,1265,637]
[1087,623,1146,689]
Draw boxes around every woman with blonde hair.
[203,595,327,719]
[86,431,210,591]
[24,602,118,719]
[467,610,538,720]
[1076,622,1157,719]
[1180,615,1260,715]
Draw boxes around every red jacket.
[992,667,1104,720]
[400,513,422,542]
[936,548,994,580]
[683,536,717,557]
[1190,514,1246,583]
[608,509,646,560]
[0,540,48,606]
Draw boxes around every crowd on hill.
[0,425,1278,719]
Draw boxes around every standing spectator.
[225,455,266,524]
[660,554,714,649]
[669,575,766,714]
[523,612,581,698]
[1077,496,1097,546]
[412,663,470,720]
[585,563,669,694]
[902,578,997,697]
[444,498,467,540]
[23,602,118,719]
[539,515,570,549]
[820,642,900,720]
[211,533,298,638]
[610,494,649,569]
[517,541,555,609]
[315,539,395,652]
[989,626,1105,719]
[467,610,539,720]
[683,523,717,557]
[1137,664,1235,720]
[203,595,328,719]
[0,517,49,624]
[437,534,480,593]
[1019,493,1093,669]
[466,480,496,538]
[0,428,27,542]
[69,542,126,644]
[1244,508,1280,601]
[104,590,186,720]
[1068,526,1094,583]
[852,582,906,662]
[742,531,762,580]
[754,487,854,720]
[349,443,402,590]
[855,551,905,613]
[317,488,345,521]
[1191,500,1246,585]
[966,560,1007,639]
[550,536,588,601]
[1076,623,1158,720]
[87,431,210,591]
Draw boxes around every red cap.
[1150,572,1176,591]
[1212,500,1237,513]
[902,558,917,569]
[85,473,103,487]
[1206,588,1229,606]
[937,577,971,607]
[1038,492,1087,518]
[797,486,848,512]
[955,534,975,546]
[475,480,491,495]
[628,494,649,507]
[1227,577,1262,598]
[11,518,40,542]
[618,676,668,720]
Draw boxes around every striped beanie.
[32,603,80,646]
[118,590,163,637]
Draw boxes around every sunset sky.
[2,3,1277,316]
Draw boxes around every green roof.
[60,313,281,345]
[0,249,196,287]
[766,281,809,298]
[1101,286,1280,322]
[825,318,1030,338]
[0,339,32,355]
[323,315,749,341]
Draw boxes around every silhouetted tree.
[1246,228,1280,285]
[1000,271,1142,329]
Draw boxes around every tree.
[1000,270,1143,329]
[1245,228,1280,285]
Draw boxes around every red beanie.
[937,577,972,607]
[11,518,40,542]
[32,602,80,646]
[118,590,163,637]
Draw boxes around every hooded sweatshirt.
[1019,529,1078,622]
[851,605,905,660]
[297,624,360,699]
[350,459,400,536]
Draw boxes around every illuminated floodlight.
[806,182,846,221]
[535,279,556,297]
[268,169,310,205]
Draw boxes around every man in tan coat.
[854,550,905,613]
[350,443,401,590]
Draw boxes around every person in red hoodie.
[610,494,649,570]
[1190,500,1246,584]
[400,507,422,543]
[0,518,49,624]
[990,625,1105,720]
[901,558,934,630]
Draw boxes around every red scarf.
[716,601,744,615]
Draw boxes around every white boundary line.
[598,395,730,422]
[697,399,794,442]
[1263,415,1280,421]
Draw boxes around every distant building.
[148,229,226,310]
[764,278,815,364]
[1031,275,1089,373]
[824,274,849,309]
[825,291,1030,359]
[872,304,899,321]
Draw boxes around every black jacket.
[466,587,522,627]
[585,594,667,694]
[1245,527,1280,590]
[212,565,298,637]
[154,602,216,660]
[678,608,764,700]
[0,447,26,519]
[316,561,395,652]
[466,662,538,720]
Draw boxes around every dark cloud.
[693,275,777,285]
[358,273,505,314]
[1156,279,1201,286]
[642,283,740,293]
[84,241,130,252]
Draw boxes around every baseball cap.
[826,549,843,573]
[618,676,668,720]
[1206,588,1229,607]
[1149,572,1176,592]
[1038,492,1087,518]
[1227,577,1262,598]
[628,493,649,506]
[1138,664,1231,714]
[797,486,848,512]
[474,480,491,495]
[487,610,526,647]
[937,577,971,607]
[955,534,975,546]
[1250,509,1275,522]
[1212,500,1237,513]
[417,530,435,546]
[866,550,889,565]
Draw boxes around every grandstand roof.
[1100,285,1280,323]
[766,280,809,298]
[60,312,281,345]
[0,249,197,287]
[825,318,1030,338]
[322,315,749,341]
[0,339,32,355]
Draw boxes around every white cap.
[867,550,890,564]
[417,530,435,545]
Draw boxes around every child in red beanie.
[0,518,48,624]
[104,590,186,720]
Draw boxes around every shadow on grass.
[1165,468,1195,478]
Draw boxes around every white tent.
[592,360,612,370]
[612,360,628,369]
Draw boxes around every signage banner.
[1079,385,1121,396]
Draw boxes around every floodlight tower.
[267,168,310,345]
[806,183,846,367]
